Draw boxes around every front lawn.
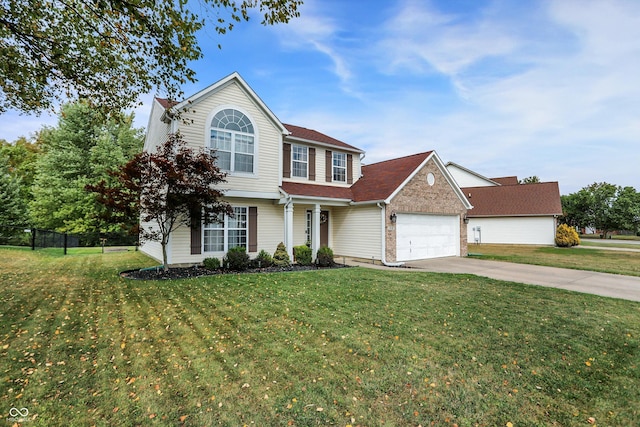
[469,244,640,277]
[1,247,639,426]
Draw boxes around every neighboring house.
[141,72,472,266]
[447,163,563,245]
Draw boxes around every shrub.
[293,245,313,266]
[224,246,250,271]
[315,246,335,267]
[555,224,580,247]
[202,257,221,270]
[272,242,291,267]
[255,249,274,268]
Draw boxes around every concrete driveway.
[403,257,640,302]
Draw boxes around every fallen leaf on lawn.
[179,414,188,422]
[506,422,513,427]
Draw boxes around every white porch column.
[312,204,321,260]
[285,201,294,259]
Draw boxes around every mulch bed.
[121,263,350,280]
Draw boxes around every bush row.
[202,243,335,271]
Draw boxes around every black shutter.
[347,154,353,184]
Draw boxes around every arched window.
[209,109,255,173]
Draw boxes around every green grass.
[579,239,640,251]
[1,248,640,426]
[469,244,640,277]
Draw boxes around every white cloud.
[273,1,353,84]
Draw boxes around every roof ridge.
[363,151,432,168]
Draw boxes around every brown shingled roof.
[463,182,562,217]
[283,124,363,152]
[280,182,353,200]
[155,97,177,109]
[351,152,433,202]
[491,176,519,186]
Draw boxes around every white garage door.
[396,214,459,261]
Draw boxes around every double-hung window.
[292,144,308,178]
[203,207,247,252]
[332,152,346,182]
[209,109,255,174]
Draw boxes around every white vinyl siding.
[467,217,556,245]
[168,199,283,265]
[173,81,281,194]
[446,164,497,188]
[332,205,381,260]
[139,220,164,263]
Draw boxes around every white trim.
[445,162,501,187]
[202,206,249,253]
[171,72,288,135]
[291,144,309,179]
[385,152,473,210]
[205,105,259,177]
[224,190,281,199]
[332,152,347,183]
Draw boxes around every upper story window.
[292,144,308,178]
[332,152,346,182]
[209,109,255,174]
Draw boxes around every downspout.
[377,203,405,267]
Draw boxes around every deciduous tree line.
[561,183,640,238]
[1,102,144,238]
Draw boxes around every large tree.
[0,136,40,205]
[89,133,232,269]
[0,0,302,115]
[30,101,143,233]
[0,156,26,226]
[561,182,640,237]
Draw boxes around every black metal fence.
[1,224,137,254]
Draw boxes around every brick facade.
[385,158,468,262]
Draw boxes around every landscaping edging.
[120,263,351,280]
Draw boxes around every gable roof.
[284,124,364,153]
[350,152,432,202]
[155,98,177,109]
[463,182,562,217]
[164,72,288,135]
[491,176,519,186]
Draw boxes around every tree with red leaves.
[88,133,231,269]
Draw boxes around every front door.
[320,210,329,247]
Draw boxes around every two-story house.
[141,72,472,266]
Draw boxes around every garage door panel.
[396,214,459,261]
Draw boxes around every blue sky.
[4,0,640,194]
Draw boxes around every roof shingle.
[463,182,562,217]
[283,124,363,152]
[351,152,433,202]
[280,182,353,200]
